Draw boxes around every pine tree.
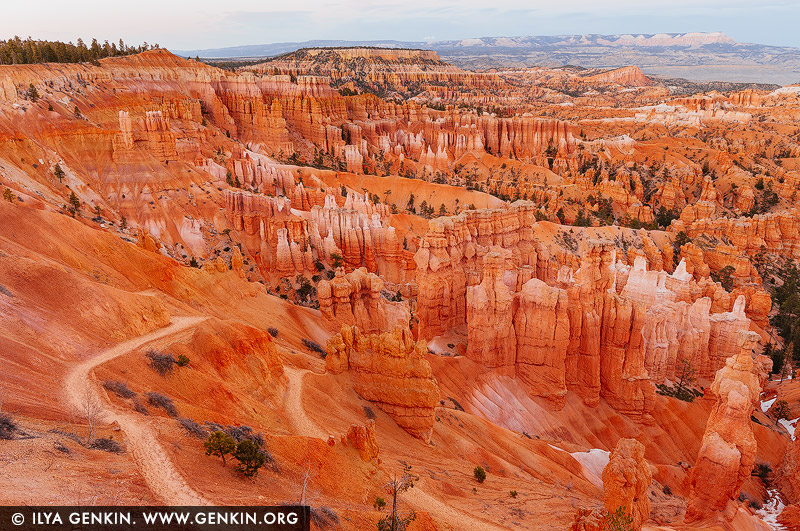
[203,431,236,466]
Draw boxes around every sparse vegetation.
[178,418,208,438]
[234,439,266,477]
[377,464,418,531]
[268,327,279,337]
[90,436,123,454]
[302,338,326,356]
[102,380,136,399]
[330,252,343,269]
[145,350,178,376]
[0,412,18,440]
[204,431,236,466]
[604,506,635,531]
[310,506,339,529]
[473,465,486,483]
[53,163,65,183]
[712,265,736,292]
[176,354,190,367]
[363,405,376,420]
[145,391,178,417]
[754,462,771,482]
[132,398,149,415]
[3,188,15,203]
[770,400,791,426]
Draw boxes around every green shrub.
[373,496,386,510]
[473,465,486,483]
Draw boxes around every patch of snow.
[757,488,788,530]
[780,417,798,440]
[770,86,800,97]
[570,449,610,489]
[761,397,776,413]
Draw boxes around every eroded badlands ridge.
[0,47,798,530]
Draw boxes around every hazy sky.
[2,0,799,51]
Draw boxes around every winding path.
[63,316,210,505]
[282,367,326,439]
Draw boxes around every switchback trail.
[64,316,209,505]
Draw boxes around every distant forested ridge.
[0,37,158,65]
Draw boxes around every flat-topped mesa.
[248,47,498,95]
[318,267,410,334]
[685,330,770,522]
[286,47,443,62]
[582,66,652,87]
[324,324,439,441]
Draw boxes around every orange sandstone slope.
[0,48,797,530]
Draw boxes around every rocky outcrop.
[318,267,410,334]
[514,278,570,405]
[569,507,607,531]
[416,207,757,420]
[685,331,765,522]
[672,209,800,260]
[602,438,652,531]
[225,188,409,282]
[415,202,550,339]
[777,436,800,505]
[324,325,439,441]
[344,420,379,462]
[466,250,516,369]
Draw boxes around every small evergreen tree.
[27,83,39,102]
[68,191,80,211]
[330,252,343,269]
[234,439,266,477]
[771,399,791,426]
[54,163,65,183]
[3,188,15,203]
[204,431,236,466]
[473,465,486,483]
[675,358,696,400]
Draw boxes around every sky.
[2,0,800,51]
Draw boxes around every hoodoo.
[1,31,798,531]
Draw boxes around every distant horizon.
[170,31,794,57]
[3,1,800,51]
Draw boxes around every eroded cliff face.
[685,331,768,522]
[414,204,755,420]
[325,325,439,441]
